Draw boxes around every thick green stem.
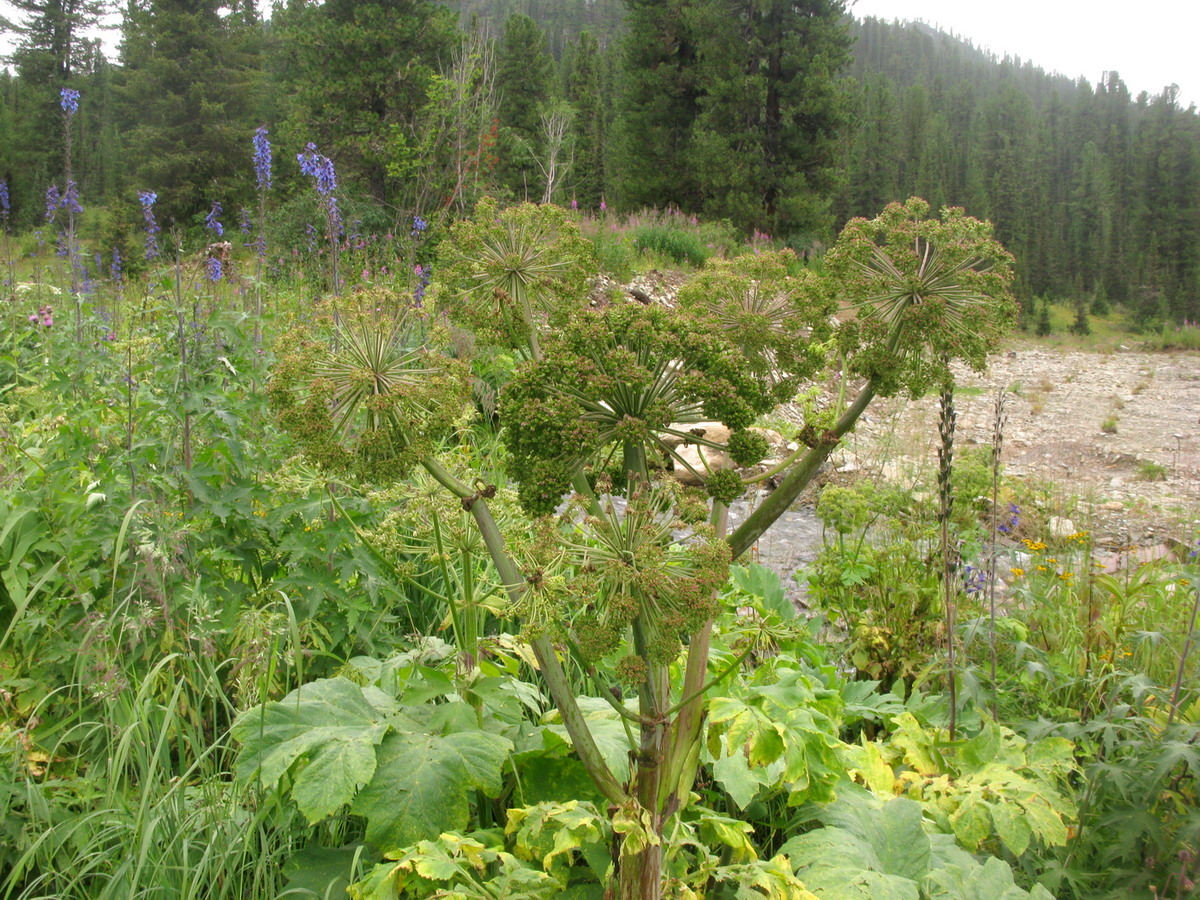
[463,491,627,806]
[728,379,878,560]
[659,502,728,814]
[421,457,474,499]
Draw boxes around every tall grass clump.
[632,222,710,267]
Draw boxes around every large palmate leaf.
[352,729,512,852]
[232,677,393,822]
[780,788,926,900]
[779,785,1055,900]
[233,675,513,849]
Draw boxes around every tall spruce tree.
[118,0,261,226]
[495,12,554,199]
[610,0,700,212]
[271,0,457,205]
[614,0,851,238]
[566,29,604,208]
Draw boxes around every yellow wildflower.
[1010,567,1025,579]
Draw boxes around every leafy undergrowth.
[0,199,1196,900]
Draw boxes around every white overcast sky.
[1,1,1197,106]
[851,0,1199,106]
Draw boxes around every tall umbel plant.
[258,198,1017,898]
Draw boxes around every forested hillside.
[1,1,1197,320]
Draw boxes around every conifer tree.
[566,30,604,209]
[118,0,261,226]
[495,12,554,199]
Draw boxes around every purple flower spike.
[60,88,80,116]
[139,191,161,259]
[45,185,61,222]
[205,201,223,237]
[253,126,272,190]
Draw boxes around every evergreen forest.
[2,1,1198,322]
[0,2,1198,899]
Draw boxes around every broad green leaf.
[988,800,1032,857]
[696,811,758,863]
[1023,798,1069,847]
[232,677,390,812]
[840,741,895,794]
[713,749,768,809]
[544,696,634,783]
[948,796,990,850]
[292,738,380,823]
[958,721,1001,772]
[731,563,794,619]
[926,857,1054,899]
[352,730,512,852]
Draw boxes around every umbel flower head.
[499,302,780,515]
[563,479,731,663]
[268,291,471,484]
[825,197,1017,399]
[438,198,594,352]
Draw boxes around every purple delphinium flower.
[60,88,80,116]
[61,180,82,215]
[205,201,223,237]
[239,206,252,237]
[305,222,317,252]
[139,191,160,260]
[998,502,1019,536]
[206,256,222,282]
[963,564,986,596]
[297,142,342,234]
[45,185,62,223]
[252,126,272,190]
[413,263,430,305]
[111,247,122,283]
[0,179,9,225]
[411,215,428,238]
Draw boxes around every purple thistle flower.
[139,191,161,260]
[45,185,61,223]
[206,256,222,282]
[252,126,272,191]
[60,88,80,116]
[205,201,223,237]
